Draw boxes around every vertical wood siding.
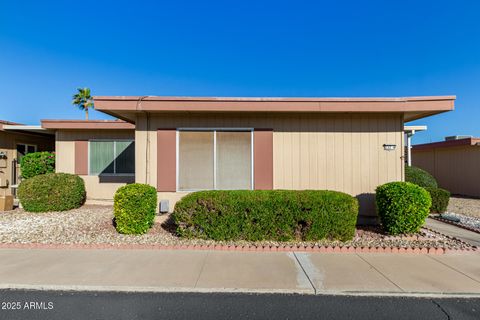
[138,113,404,216]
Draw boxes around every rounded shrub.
[405,166,437,188]
[172,190,359,242]
[114,183,158,235]
[375,182,431,235]
[425,187,450,213]
[20,151,55,179]
[18,173,86,212]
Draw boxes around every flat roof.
[2,125,55,136]
[0,120,21,126]
[413,137,480,151]
[41,119,135,130]
[0,120,22,131]
[93,95,456,123]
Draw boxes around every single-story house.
[412,136,480,198]
[0,120,55,197]
[41,96,455,222]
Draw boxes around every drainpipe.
[145,112,150,185]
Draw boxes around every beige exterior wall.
[0,130,54,196]
[412,146,480,198]
[55,129,135,201]
[135,113,405,216]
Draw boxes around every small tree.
[72,87,94,120]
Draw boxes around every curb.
[0,241,475,255]
[432,216,480,234]
[2,284,480,298]
[0,284,314,296]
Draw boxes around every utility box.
[0,195,14,211]
[159,200,169,214]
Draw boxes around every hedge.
[376,182,431,235]
[20,152,55,179]
[405,166,438,188]
[172,190,359,242]
[18,173,86,212]
[425,187,450,213]
[114,184,158,234]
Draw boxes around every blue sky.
[1,0,479,144]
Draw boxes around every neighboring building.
[41,120,135,202]
[412,136,480,198]
[0,120,55,196]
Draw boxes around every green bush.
[425,187,450,213]
[18,173,86,212]
[172,190,359,242]
[114,184,157,234]
[20,152,55,179]
[376,182,431,235]
[405,166,438,188]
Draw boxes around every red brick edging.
[0,242,475,255]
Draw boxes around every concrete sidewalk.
[0,249,479,297]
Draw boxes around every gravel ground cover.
[0,205,474,251]
[432,196,480,233]
[448,196,480,218]
[433,213,480,233]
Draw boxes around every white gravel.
[0,205,473,250]
[439,212,480,232]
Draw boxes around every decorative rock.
[0,206,475,255]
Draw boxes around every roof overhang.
[2,125,55,136]
[41,119,135,130]
[93,95,456,124]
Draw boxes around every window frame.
[16,143,37,155]
[88,139,135,176]
[176,128,254,192]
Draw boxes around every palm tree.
[72,87,94,120]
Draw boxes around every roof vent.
[445,135,473,141]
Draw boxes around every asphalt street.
[0,290,479,320]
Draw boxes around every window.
[16,144,37,160]
[178,131,214,190]
[89,140,135,175]
[178,130,252,191]
[216,131,252,190]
